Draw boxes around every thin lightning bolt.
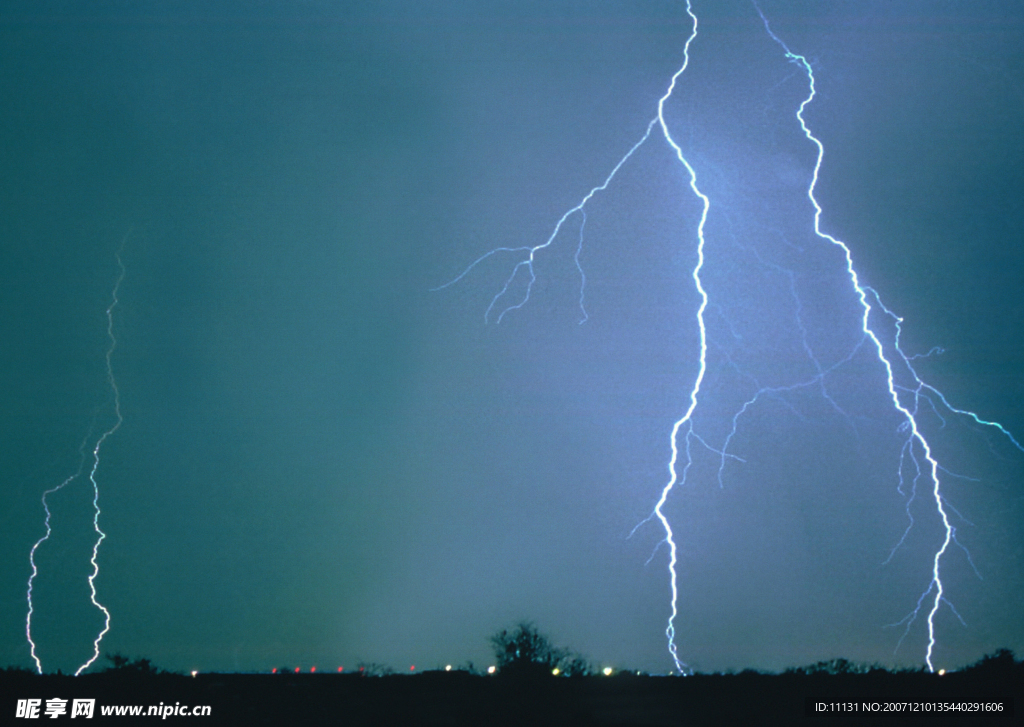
[437,1,707,674]
[25,238,127,675]
[438,1,1022,674]
[432,120,660,325]
[76,243,124,676]
[753,2,1022,673]
[26,443,88,674]
[650,3,709,677]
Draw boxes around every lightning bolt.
[26,443,88,674]
[751,2,1022,674]
[26,237,127,675]
[437,1,706,675]
[437,1,1021,674]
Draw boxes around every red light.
[294,667,300,674]
[310,666,316,673]
[271,668,277,674]
[410,665,415,671]
[337,667,344,673]
[359,667,364,672]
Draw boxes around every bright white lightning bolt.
[26,240,127,675]
[438,0,706,675]
[438,1,1021,674]
[752,3,1022,673]
[26,445,88,674]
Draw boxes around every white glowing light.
[437,0,1023,676]
[27,236,130,676]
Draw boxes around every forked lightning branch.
[26,238,127,676]
[436,0,1022,674]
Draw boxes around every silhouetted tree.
[796,658,871,676]
[968,648,1018,672]
[558,653,592,677]
[104,653,159,674]
[489,622,591,678]
[356,662,393,676]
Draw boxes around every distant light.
[294,667,300,674]
[938,669,946,676]
[310,666,316,673]
[338,667,344,673]
[603,667,613,676]
[410,665,415,672]
[445,665,452,672]
[272,668,277,674]
[191,670,198,678]
[487,666,496,674]
[551,668,560,676]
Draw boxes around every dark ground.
[1,653,1018,726]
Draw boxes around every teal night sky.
[2,0,1022,676]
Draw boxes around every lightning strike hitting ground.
[439,1,706,675]
[437,1,1020,674]
[752,4,1023,673]
[26,240,127,675]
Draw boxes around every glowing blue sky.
[2,0,1022,675]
